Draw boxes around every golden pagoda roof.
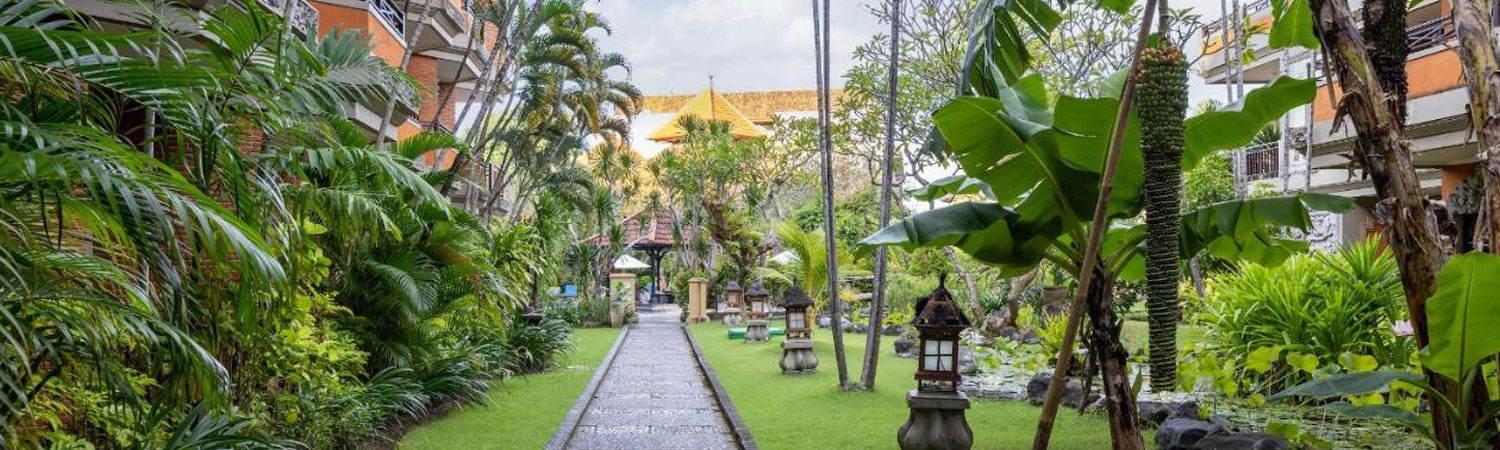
[644,88,767,142]
[642,89,844,125]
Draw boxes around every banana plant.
[859,65,1330,446]
[1270,253,1500,449]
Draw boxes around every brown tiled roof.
[583,209,679,249]
[641,89,844,125]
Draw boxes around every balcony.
[259,0,320,35]
[371,0,406,37]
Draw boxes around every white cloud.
[595,0,883,95]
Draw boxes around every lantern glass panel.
[922,338,956,371]
[753,301,765,313]
[788,312,805,329]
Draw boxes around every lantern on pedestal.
[743,280,771,342]
[778,287,818,373]
[721,281,745,326]
[898,274,973,450]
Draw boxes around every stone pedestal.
[780,339,818,373]
[721,307,744,326]
[688,277,709,324]
[744,319,769,342]
[897,390,972,450]
[608,272,637,328]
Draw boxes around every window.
[923,339,954,372]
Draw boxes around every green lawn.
[689,323,1118,450]
[398,327,621,449]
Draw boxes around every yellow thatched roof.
[645,88,767,142]
[643,89,843,125]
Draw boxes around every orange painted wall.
[310,1,406,66]
[397,121,422,140]
[1201,15,1274,55]
[1441,163,1477,198]
[1313,48,1464,121]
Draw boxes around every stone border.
[683,326,759,450]
[544,326,631,450]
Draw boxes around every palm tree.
[757,224,859,311]
[811,0,852,390]
[862,0,902,391]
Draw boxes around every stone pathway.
[561,306,740,450]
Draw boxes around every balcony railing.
[1243,144,1280,181]
[1204,3,1453,54]
[383,70,419,108]
[1202,0,1270,37]
[371,0,406,37]
[1407,17,1454,53]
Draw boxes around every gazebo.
[584,209,680,302]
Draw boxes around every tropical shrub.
[1197,239,1407,367]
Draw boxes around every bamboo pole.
[1031,0,1158,448]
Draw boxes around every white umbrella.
[612,254,651,271]
[769,250,798,265]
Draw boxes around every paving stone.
[561,306,739,450]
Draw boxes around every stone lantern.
[779,287,817,374]
[721,281,745,326]
[898,275,972,450]
[743,280,771,342]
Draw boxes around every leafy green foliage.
[0,0,601,446]
[1420,253,1500,382]
[1198,240,1408,367]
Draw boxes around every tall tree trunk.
[1303,0,1453,445]
[1001,268,1038,329]
[1034,0,1156,448]
[1447,0,1500,440]
[1137,22,1188,391]
[812,0,851,389]
[1452,0,1500,254]
[1083,271,1144,448]
[377,0,440,150]
[861,0,901,391]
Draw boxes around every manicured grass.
[689,323,1118,450]
[398,327,622,450]
[1121,319,1208,352]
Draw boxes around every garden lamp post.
[722,280,745,326]
[779,287,818,373]
[744,280,771,342]
[898,275,972,450]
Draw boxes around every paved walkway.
[561,306,739,450]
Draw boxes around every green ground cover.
[689,323,1117,450]
[398,327,621,449]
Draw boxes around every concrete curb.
[683,325,759,450]
[544,326,631,450]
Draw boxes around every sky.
[593,0,1240,102]
[591,0,1246,162]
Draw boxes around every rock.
[882,325,904,336]
[1137,401,1168,426]
[894,337,917,358]
[1192,433,1288,450]
[850,322,868,334]
[1207,415,1234,432]
[1155,418,1225,450]
[958,347,978,375]
[996,326,1041,344]
[984,316,1004,333]
[1025,372,1098,408]
[818,316,831,328]
[1167,401,1201,421]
